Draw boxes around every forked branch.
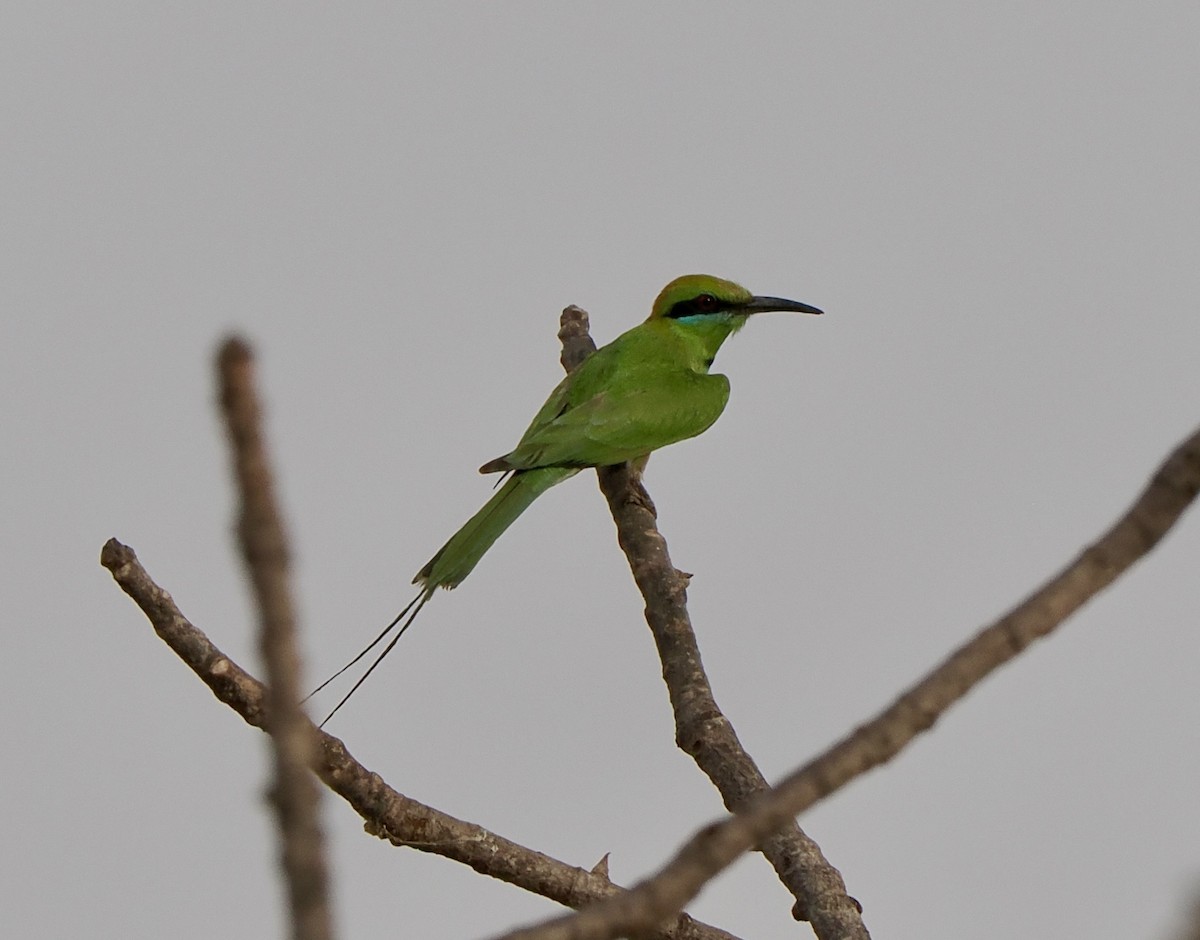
[492,420,1200,940]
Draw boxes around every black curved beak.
[743,295,823,316]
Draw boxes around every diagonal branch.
[99,537,742,940]
[558,306,867,940]
[492,421,1200,940]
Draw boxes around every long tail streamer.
[305,589,434,727]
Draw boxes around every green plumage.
[415,466,577,590]
[416,274,821,591]
[314,274,821,723]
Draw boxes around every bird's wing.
[499,374,728,470]
[478,341,622,471]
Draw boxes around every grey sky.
[4,4,1199,939]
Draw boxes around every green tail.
[416,466,578,590]
[311,465,578,726]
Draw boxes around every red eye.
[695,293,718,311]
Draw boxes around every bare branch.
[215,336,333,940]
[1166,888,1200,940]
[559,306,867,939]
[558,305,598,370]
[492,422,1200,940]
[99,538,742,940]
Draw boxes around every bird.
[313,274,822,723]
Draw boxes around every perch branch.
[559,305,867,940]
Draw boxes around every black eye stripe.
[667,294,731,319]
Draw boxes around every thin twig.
[216,337,333,940]
[98,538,741,940]
[491,422,1200,940]
[559,305,867,939]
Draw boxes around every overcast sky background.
[4,4,1199,939]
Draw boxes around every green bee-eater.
[316,274,821,720]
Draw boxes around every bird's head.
[648,274,823,323]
